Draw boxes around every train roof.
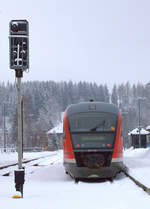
[66,102,119,116]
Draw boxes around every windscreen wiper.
[90,120,106,131]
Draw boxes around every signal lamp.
[9,20,29,70]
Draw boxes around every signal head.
[10,20,29,35]
[9,20,29,70]
[11,22,19,33]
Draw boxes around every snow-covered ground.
[0,151,57,166]
[124,147,150,188]
[0,148,150,209]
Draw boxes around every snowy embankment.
[124,147,150,188]
[0,149,150,209]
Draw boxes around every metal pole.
[14,70,25,198]
[17,76,22,169]
[3,103,6,152]
[21,98,23,159]
[138,99,141,148]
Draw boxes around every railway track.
[66,166,150,196]
[0,153,58,176]
[1,152,149,197]
[122,170,150,195]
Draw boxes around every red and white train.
[63,101,126,181]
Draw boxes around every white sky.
[0,0,150,87]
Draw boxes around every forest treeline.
[0,80,150,148]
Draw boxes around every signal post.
[9,20,29,198]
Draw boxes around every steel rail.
[0,153,57,171]
[122,170,150,195]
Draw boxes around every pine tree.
[111,84,118,106]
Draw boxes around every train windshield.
[68,112,117,149]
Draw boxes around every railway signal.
[9,20,29,198]
[9,20,29,71]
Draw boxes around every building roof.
[146,125,150,131]
[47,112,64,135]
[47,123,63,134]
[128,128,149,136]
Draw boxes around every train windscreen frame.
[68,112,118,149]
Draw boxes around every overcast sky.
[0,0,150,88]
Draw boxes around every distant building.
[47,122,63,150]
[146,126,150,147]
[47,112,64,150]
[146,125,150,132]
[128,128,149,148]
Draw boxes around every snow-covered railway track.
[0,153,58,176]
[32,155,61,166]
[71,167,150,196]
[122,170,150,195]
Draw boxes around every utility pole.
[138,98,141,148]
[138,97,146,148]
[21,98,24,159]
[3,103,6,152]
[9,20,29,198]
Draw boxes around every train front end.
[63,102,124,180]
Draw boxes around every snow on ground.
[0,149,150,209]
[124,147,150,188]
[0,150,57,166]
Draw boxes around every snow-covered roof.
[128,128,149,135]
[47,123,63,134]
[146,125,150,131]
[47,112,64,135]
